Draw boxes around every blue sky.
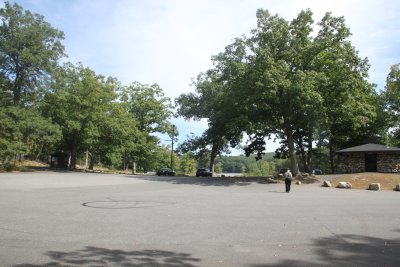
[5,0,400,154]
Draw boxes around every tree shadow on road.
[251,234,400,267]
[15,246,201,267]
[128,175,278,187]
[12,234,400,266]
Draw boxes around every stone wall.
[377,152,400,172]
[337,153,365,173]
[337,152,400,173]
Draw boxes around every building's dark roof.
[337,143,400,153]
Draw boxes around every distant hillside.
[215,152,288,173]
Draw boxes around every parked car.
[312,169,322,175]
[196,168,213,177]
[157,168,175,176]
[279,168,289,174]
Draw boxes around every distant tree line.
[214,154,280,176]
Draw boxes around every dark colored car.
[312,169,322,175]
[196,168,213,177]
[157,168,175,176]
[279,168,289,174]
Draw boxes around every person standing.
[284,169,293,193]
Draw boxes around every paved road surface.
[0,171,399,266]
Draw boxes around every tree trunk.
[4,155,10,165]
[286,128,299,176]
[209,155,216,175]
[170,136,174,170]
[85,149,89,169]
[35,143,45,161]
[89,153,96,170]
[13,70,22,105]
[209,145,217,176]
[69,147,77,169]
[329,138,335,174]
[297,138,307,173]
[132,160,136,174]
[123,150,127,171]
[306,131,313,173]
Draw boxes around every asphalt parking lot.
[1,171,399,266]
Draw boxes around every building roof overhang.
[337,143,400,153]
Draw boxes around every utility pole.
[170,125,175,170]
[165,125,176,170]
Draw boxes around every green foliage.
[0,106,61,165]
[383,63,400,146]
[0,2,176,172]
[90,102,143,169]
[241,9,377,173]
[41,63,175,171]
[215,161,223,174]
[118,82,174,171]
[0,2,393,174]
[176,56,246,170]
[178,152,197,175]
[179,8,384,175]
[121,82,173,133]
[42,63,127,168]
[246,161,276,177]
[152,146,173,171]
[385,64,400,115]
[215,153,282,176]
[0,1,65,106]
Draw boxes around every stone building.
[336,143,400,173]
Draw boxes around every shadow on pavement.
[251,234,400,267]
[17,166,81,173]
[127,175,275,187]
[12,235,400,266]
[15,246,201,267]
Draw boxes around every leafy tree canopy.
[177,9,382,174]
[0,1,65,106]
[121,82,173,133]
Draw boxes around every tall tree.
[234,9,323,175]
[0,2,64,168]
[121,82,173,133]
[313,13,378,172]
[0,1,65,106]
[383,63,400,146]
[0,106,61,165]
[119,82,174,172]
[178,152,197,176]
[177,52,247,171]
[181,9,379,175]
[43,63,119,169]
[176,133,213,169]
